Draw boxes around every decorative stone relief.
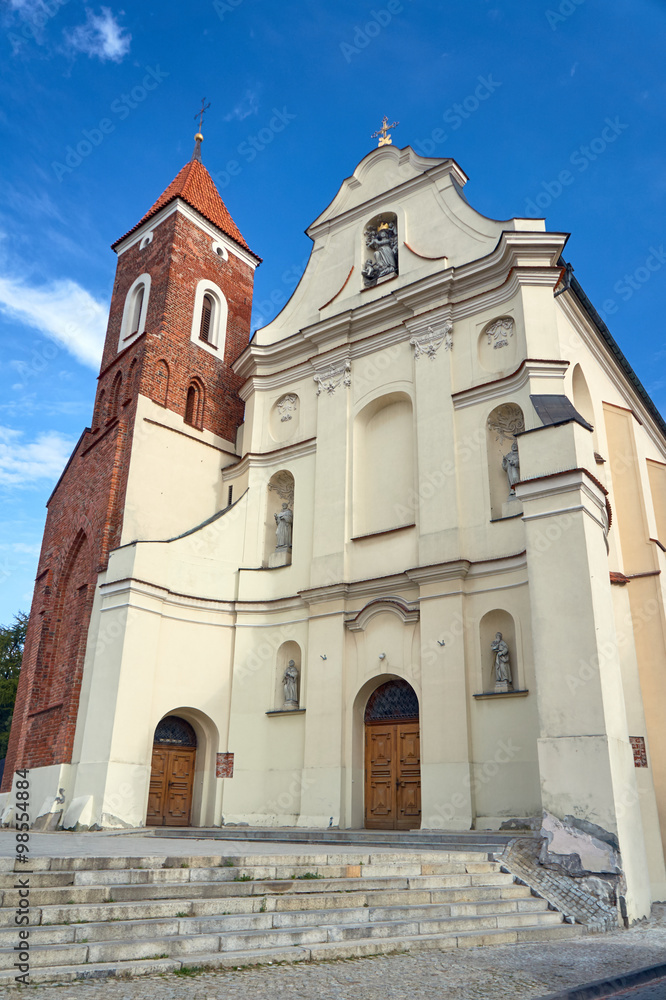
[410,321,453,360]
[362,216,399,288]
[487,403,525,444]
[491,631,513,693]
[268,470,294,505]
[276,393,298,422]
[313,360,351,396]
[486,317,514,349]
[283,660,299,709]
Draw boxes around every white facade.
[7,146,666,921]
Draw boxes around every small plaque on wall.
[216,752,234,778]
[630,736,648,768]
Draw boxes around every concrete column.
[515,420,652,920]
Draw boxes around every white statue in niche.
[274,503,293,549]
[283,660,299,709]
[502,440,521,495]
[491,632,513,693]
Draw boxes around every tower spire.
[192,97,211,161]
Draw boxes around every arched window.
[190,281,228,356]
[118,273,151,350]
[107,372,122,423]
[184,379,204,429]
[199,294,214,343]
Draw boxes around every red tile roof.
[111,158,260,260]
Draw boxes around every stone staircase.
[0,850,582,984]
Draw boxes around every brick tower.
[2,133,260,802]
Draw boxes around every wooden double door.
[364,720,421,830]
[146,744,196,826]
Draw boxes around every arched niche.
[274,640,302,711]
[362,212,399,288]
[479,609,519,693]
[265,470,294,567]
[572,364,598,451]
[478,315,518,374]
[486,402,525,519]
[353,392,415,536]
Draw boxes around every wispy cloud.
[223,88,260,122]
[64,6,131,63]
[0,276,106,368]
[0,427,74,487]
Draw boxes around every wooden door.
[146,744,196,826]
[364,721,421,830]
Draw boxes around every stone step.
[0,850,494,875]
[0,895,552,948]
[0,922,581,984]
[15,880,535,929]
[0,908,568,970]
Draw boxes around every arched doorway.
[146,716,197,827]
[364,679,421,830]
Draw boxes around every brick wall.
[2,202,256,791]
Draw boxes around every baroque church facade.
[3,137,666,921]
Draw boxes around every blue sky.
[0,0,665,623]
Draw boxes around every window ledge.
[352,523,415,541]
[266,708,306,717]
[473,689,529,701]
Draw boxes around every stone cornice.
[452,359,570,410]
[222,437,317,481]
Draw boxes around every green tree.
[0,612,28,760]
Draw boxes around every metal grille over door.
[365,679,419,722]
[153,716,197,746]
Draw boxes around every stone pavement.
[3,904,664,997]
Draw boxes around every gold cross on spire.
[371,115,400,147]
[194,97,211,140]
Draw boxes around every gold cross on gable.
[194,98,211,137]
[371,115,400,147]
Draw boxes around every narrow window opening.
[185,385,197,425]
[199,294,214,343]
[130,285,145,336]
[227,485,233,507]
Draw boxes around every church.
[2,123,666,923]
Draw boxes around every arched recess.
[479,609,519,693]
[124,358,138,404]
[265,470,294,567]
[572,364,598,452]
[146,708,219,827]
[154,359,169,407]
[27,530,93,762]
[107,371,123,423]
[184,378,205,429]
[486,402,525,519]
[353,392,415,536]
[94,389,105,429]
[353,676,421,831]
[274,640,302,710]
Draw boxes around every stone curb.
[538,962,666,999]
